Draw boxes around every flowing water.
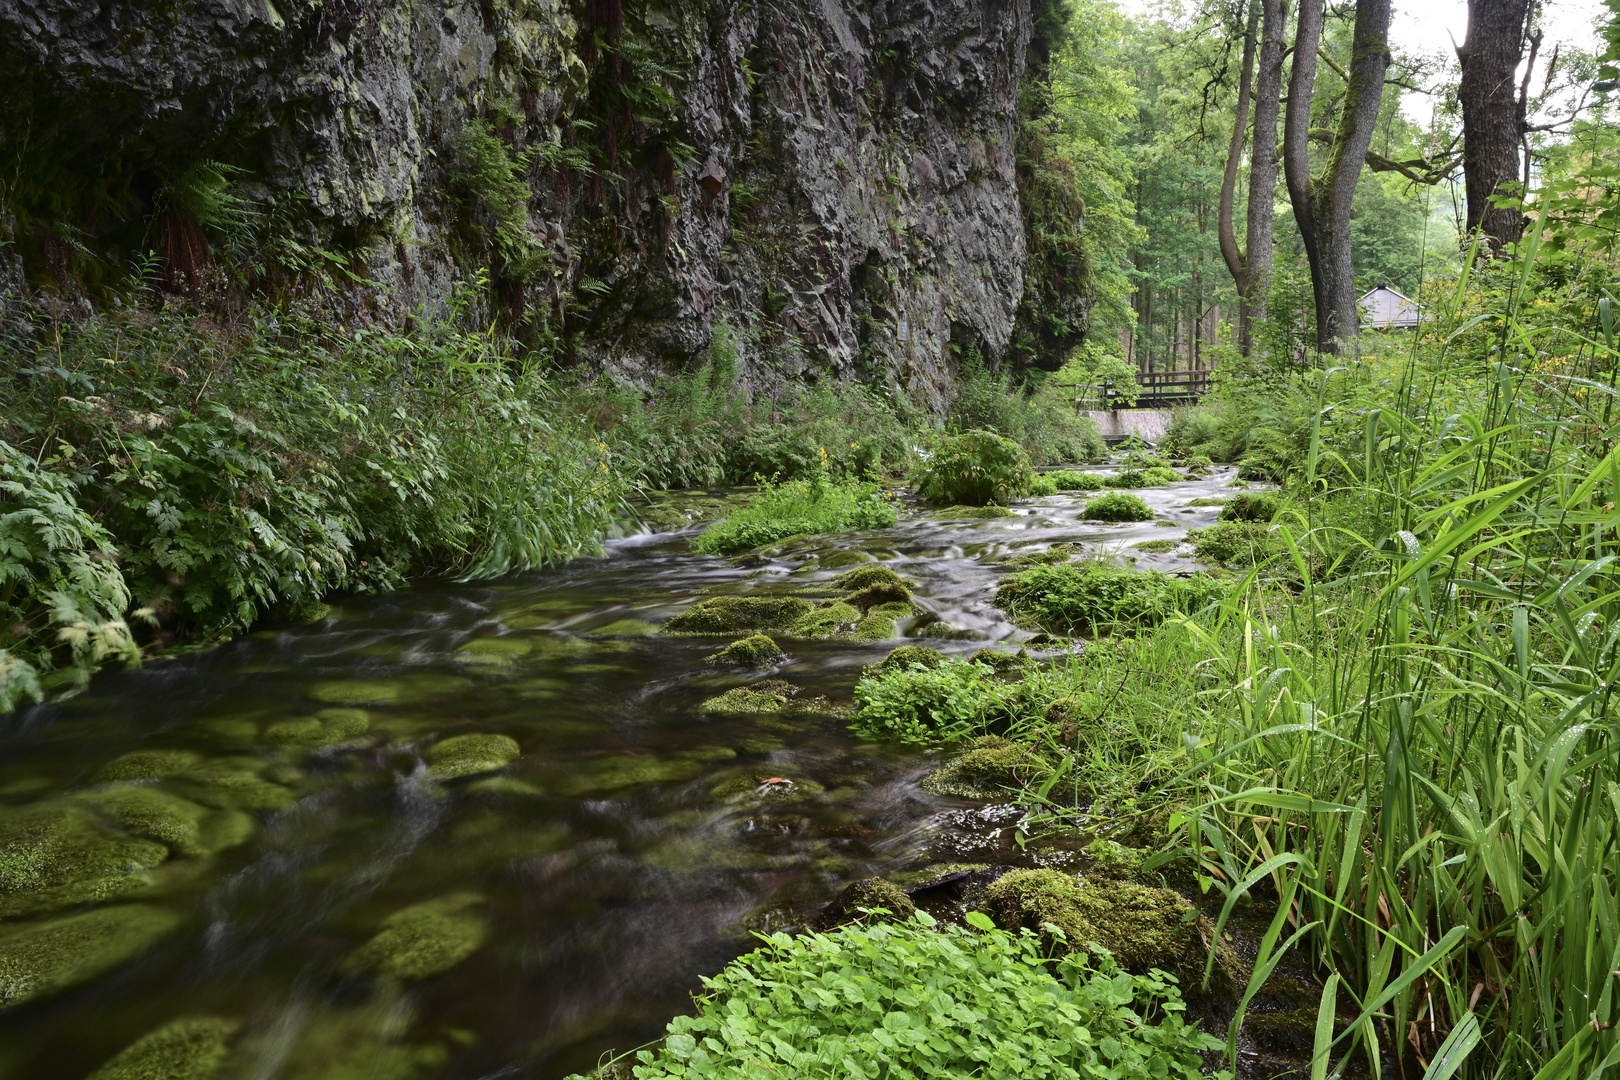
[0,469,1239,1080]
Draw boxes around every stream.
[0,468,1239,1080]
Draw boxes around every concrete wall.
[1084,409,1172,444]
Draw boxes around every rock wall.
[0,0,1090,407]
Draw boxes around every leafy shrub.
[1047,470,1105,490]
[995,563,1227,630]
[691,471,897,556]
[1120,449,1173,470]
[1105,466,1177,489]
[850,657,1009,744]
[1027,472,1060,497]
[1187,521,1284,567]
[1219,492,1282,522]
[950,359,1106,464]
[1078,492,1154,521]
[914,430,1032,507]
[607,912,1222,1080]
[0,305,620,708]
[0,443,140,707]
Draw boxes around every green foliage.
[995,562,1226,631]
[566,330,919,489]
[608,913,1223,1080]
[1105,465,1178,488]
[1218,492,1282,522]
[914,430,1032,507]
[947,359,1105,464]
[691,469,897,556]
[450,119,546,282]
[1186,522,1282,567]
[1077,492,1153,521]
[0,442,139,707]
[1047,469,1106,490]
[850,657,1010,744]
[0,306,620,706]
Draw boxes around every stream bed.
[0,468,1241,1080]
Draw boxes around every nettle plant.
[608,911,1225,1079]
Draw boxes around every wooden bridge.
[1059,369,1212,410]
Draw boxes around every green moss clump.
[342,893,488,982]
[1219,492,1283,522]
[1047,470,1106,491]
[819,550,873,569]
[95,751,201,782]
[0,904,183,1007]
[845,582,910,611]
[0,803,170,917]
[830,565,908,590]
[930,505,1015,519]
[427,734,521,779]
[665,596,814,635]
[984,870,1238,990]
[875,646,943,673]
[935,738,1049,788]
[79,786,254,858]
[1184,498,1226,507]
[86,1017,239,1080]
[852,614,898,641]
[695,687,790,714]
[704,634,786,665]
[1079,492,1154,521]
[788,601,862,638]
[1131,540,1175,553]
[707,771,826,801]
[1188,521,1284,567]
[819,878,915,928]
[969,648,1031,671]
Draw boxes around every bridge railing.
[1054,369,1212,409]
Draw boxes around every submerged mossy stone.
[172,759,296,811]
[95,751,201,782]
[814,878,916,930]
[1132,539,1176,553]
[984,870,1239,989]
[86,1017,239,1080]
[876,645,943,672]
[0,803,169,917]
[342,893,488,983]
[845,582,910,611]
[931,505,1015,519]
[549,756,707,796]
[695,687,790,714]
[426,734,521,779]
[454,636,534,666]
[1185,498,1226,507]
[0,904,182,1007]
[263,708,370,748]
[665,596,814,635]
[79,786,255,858]
[704,634,786,666]
[819,550,874,569]
[707,771,826,801]
[307,675,472,707]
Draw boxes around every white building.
[1359,284,1423,329]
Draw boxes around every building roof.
[1359,283,1423,329]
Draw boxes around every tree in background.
[1457,0,1536,252]
[1217,0,1286,354]
[1282,0,1393,352]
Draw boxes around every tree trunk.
[1283,0,1393,353]
[1458,0,1532,252]
[1242,0,1286,348]
[1218,0,1260,342]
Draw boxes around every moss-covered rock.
[0,904,182,1007]
[549,756,708,797]
[851,613,899,641]
[665,596,814,634]
[969,648,1031,671]
[844,583,910,611]
[788,600,862,638]
[694,687,791,714]
[1131,539,1175,553]
[341,893,488,982]
[924,737,1049,795]
[830,565,909,590]
[86,1017,239,1080]
[0,803,170,917]
[814,877,915,929]
[707,771,826,801]
[426,734,521,779]
[931,505,1015,519]
[79,786,255,858]
[454,636,534,667]
[95,751,201,782]
[263,708,370,748]
[984,870,1238,990]
[172,759,296,811]
[875,645,943,672]
[704,634,786,666]
[1220,492,1282,522]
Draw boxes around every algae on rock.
[426,734,521,779]
[704,634,786,666]
[0,802,170,917]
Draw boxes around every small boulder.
[704,634,786,666]
[427,734,521,779]
[813,878,915,930]
[86,1017,239,1080]
[665,596,813,634]
[341,893,488,982]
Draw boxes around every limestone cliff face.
[0,0,1086,404]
